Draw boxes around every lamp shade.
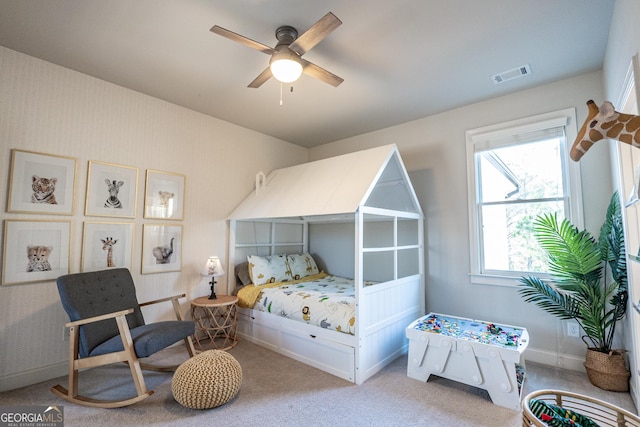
[270,48,303,83]
[203,256,224,277]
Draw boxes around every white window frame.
[465,108,583,287]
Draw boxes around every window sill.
[469,272,551,288]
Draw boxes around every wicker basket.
[584,349,630,392]
[522,389,640,427]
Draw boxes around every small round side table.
[191,295,238,351]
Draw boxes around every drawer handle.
[310,334,316,339]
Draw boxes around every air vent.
[491,64,532,84]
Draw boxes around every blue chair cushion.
[89,320,195,358]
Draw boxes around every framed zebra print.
[2,219,71,285]
[81,221,135,272]
[85,161,139,218]
[143,170,185,220]
[7,149,77,215]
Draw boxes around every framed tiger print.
[81,221,135,273]
[7,149,77,215]
[143,170,185,220]
[141,224,182,274]
[85,161,139,218]
[2,219,71,285]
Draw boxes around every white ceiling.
[0,0,614,148]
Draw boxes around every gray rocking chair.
[51,268,196,408]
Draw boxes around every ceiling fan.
[210,12,344,88]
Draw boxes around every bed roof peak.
[228,144,423,221]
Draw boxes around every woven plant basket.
[583,348,630,392]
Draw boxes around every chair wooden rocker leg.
[51,289,196,409]
[51,309,155,408]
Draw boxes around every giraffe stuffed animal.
[571,99,640,161]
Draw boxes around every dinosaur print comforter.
[238,274,371,335]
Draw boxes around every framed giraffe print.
[85,161,139,218]
[143,170,185,220]
[81,221,135,272]
[141,224,182,274]
[2,219,71,285]
[7,149,77,215]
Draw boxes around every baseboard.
[0,361,67,392]
[0,345,587,392]
[524,346,586,372]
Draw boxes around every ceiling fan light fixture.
[270,48,303,83]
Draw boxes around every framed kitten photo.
[81,221,134,272]
[2,220,71,285]
[143,170,185,220]
[85,161,139,218]
[141,224,182,274]
[7,149,77,215]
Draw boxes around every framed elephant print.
[141,224,182,274]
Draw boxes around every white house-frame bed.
[226,144,425,384]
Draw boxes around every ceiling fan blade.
[210,25,276,55]
[289,12,342,56]
[248,67,273,88]
[301,59,344,87]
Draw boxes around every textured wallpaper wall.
[0,46,307,391]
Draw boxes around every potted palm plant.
[518,192,630,391]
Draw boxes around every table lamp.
[203,256,225,299]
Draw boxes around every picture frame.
[82,221,135,272]
[141,224,182,274]
[2,220,71,285]
[7,149,77,215]
[85,161,139,218]
[143,170,185,220]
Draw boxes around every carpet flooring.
[0,339,636,426]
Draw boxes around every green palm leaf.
[518,192,627,354]
[533,214,601,285]
[519,276,579,319]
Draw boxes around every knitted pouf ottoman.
[172,350,242,409]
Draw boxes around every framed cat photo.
[2,220,71,285]
[85,161,139,218]
[141,224,182,274]
[82,221,134,272]
[7,149,77,215]
[143,169,185,220]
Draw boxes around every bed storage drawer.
[280,326,355,382]
[236,309,279,352]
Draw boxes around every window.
[466,108,583,286]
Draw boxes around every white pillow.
[247,254,291,285]
[288,253,319,279]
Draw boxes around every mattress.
[237,273,373,335]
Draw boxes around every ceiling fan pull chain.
[280,82,283,106]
